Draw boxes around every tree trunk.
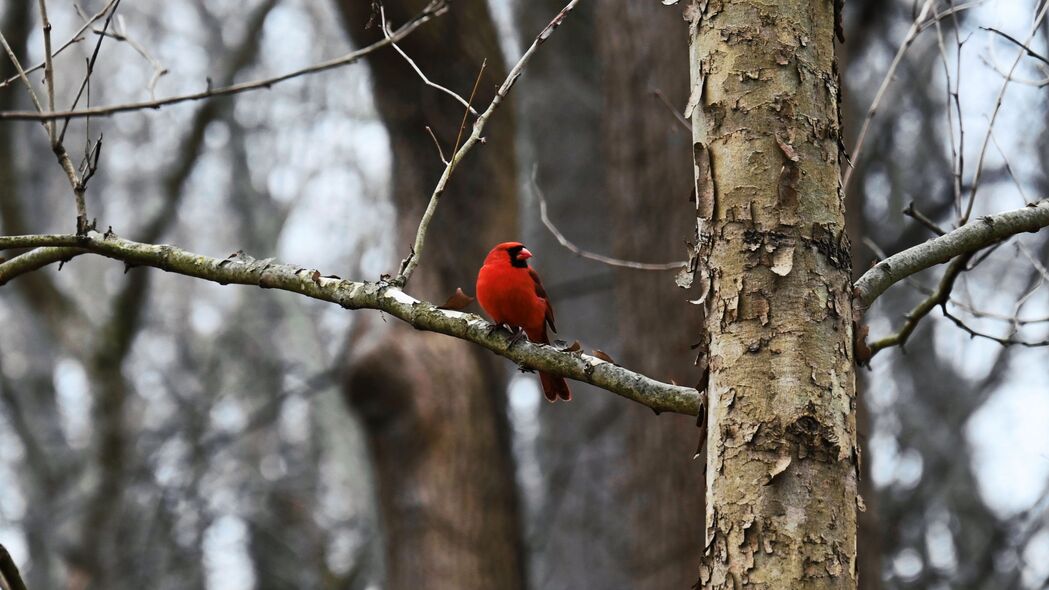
[335,2,526,589]
[689,1,859,587]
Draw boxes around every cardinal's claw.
[508,327,527,347]
[516,363,535,374]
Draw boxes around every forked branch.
[394,0,583,285]
[853,199,1049,310]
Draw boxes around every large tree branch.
[0,246,83,284]
[853,199,1049,309]
[0,231,701,416]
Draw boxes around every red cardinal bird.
[476,242,571,402]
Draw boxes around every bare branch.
[393,59,484,282]
[931,2,965,212]
[962,2,1049,223]
[0,231,701,416]
[861,233,1049,328]
[842,0,934,192]
[94,15,169,100]
[867,252,973,357]
[0,543,28,590]
[425,125,449,165]
[533,168,687,270]
[0,31,46,114]
[854,199,1049,309]
[381,4,477,116]
[0,0,120,89]
[843,0,983,192]
[982,26,1049,67]
[0,1,446,122]
[0,246,84,284]
[37,0,57,142]
[902,201,947,236]
[395,0,583,285]
[0,27,89,231]
[395,0,587,283]
[56,0,123,143]
[652,88,691,132]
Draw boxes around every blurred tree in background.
[0,0,1048,588]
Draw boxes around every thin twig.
[915,0,985,34]
[57,0,121,143]
[394,0,583,285]
[425,125,449,165]
[652,88,691,132]
[931,2,964,212]
[533,167,686,270]
[0,29,87,230]
[1017,242,1049,283]
[982,26,1049,67]
[395,58,484,281]
[0,1,447,122]
[961,2,1049,224]
[381,4,478,115]
[867,252,973,356]
[903,201,947,236]
[989,127,1031,205]
[0,31,47,114]
[942,304,1049,348]
[453,61,485,158]
[93,14,169,100]
[37,0,57,142]
[842,0,934,192]
[0,0,119,89]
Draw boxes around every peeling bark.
[689,0,858,587]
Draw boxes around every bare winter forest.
[2,0,1049,588]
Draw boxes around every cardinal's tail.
[540,372,572,402]
[527,327,571,402]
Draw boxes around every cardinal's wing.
[529,268,557,333]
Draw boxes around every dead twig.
[37,0,57,142]
[0,1,446,122]
[843,0,934,192]
[394,0,583,285]
[380,4,477,115]
[533,167,686,271]
[0,0,119,89]
[961,2,1049,223]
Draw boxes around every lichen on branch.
[0,231,701,415]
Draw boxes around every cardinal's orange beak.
[518,248,533,260]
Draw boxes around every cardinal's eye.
[506,246,528,268]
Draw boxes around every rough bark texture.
[335,2,526,589]
[690,1,859,587]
